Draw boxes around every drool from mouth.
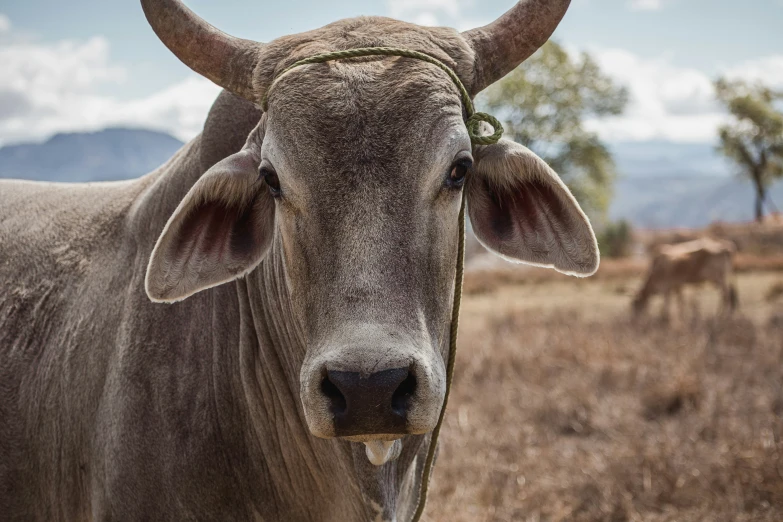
[364,440,402,466]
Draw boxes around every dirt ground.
[423,267,783,522]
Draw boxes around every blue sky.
[0,0,781,145]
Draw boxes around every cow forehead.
[263,59,470,178]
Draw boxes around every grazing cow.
[0,1,599,520]
[632,238,738,318]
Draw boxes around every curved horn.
[141,0,262,100]
[463,0,571,94]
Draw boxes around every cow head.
[144,0,598,455]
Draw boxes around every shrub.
[597,219,634,258]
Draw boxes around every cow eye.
[260,167,281,197]
[447,158,472,188]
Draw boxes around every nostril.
[321,375,347,415]
[322,367,415,436]
[391,371,417,416]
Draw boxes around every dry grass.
[638,220,783,256]
[464,255,783,297]
[463,219,783,297]
[766,281,783,303]
[424,270,783,522]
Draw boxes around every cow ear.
[145,126,274,303]
[466,139,599,276]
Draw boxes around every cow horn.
[141,0,262,101]
[463,0,571,94]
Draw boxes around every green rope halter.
[261,47,504,146]
[407,188,466,522]
[263,47,489,522]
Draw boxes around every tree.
[715,78,783,222]
[479,41,628,220]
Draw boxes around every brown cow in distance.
[632,238,738,318]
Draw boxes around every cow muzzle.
[300,329,447,447]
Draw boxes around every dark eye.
[447,158,472,188]
[260,167,281,197]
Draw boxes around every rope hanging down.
[261,47,504,146]
[408,189,466,522]
[262,47,488,522]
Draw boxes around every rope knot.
[466,112,504,146]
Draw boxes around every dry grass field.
[424,262,783,522]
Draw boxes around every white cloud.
[723,55,783,88]
[628,0,663,10]
[109,77,222,140]
[580,48,783,143]
[385,0,481,30]
[0,34,220,146]
[0,14,10,33]
[584,47,724,142]
[387,0,454,25]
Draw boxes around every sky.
[0,0,781,146]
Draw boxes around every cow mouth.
[342,433,404,443]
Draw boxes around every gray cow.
[0,1,598,520]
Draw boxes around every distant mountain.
[0,128,184,183]
[610,140,732,179]
[608,140,783,228]
[611,175,783,228]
